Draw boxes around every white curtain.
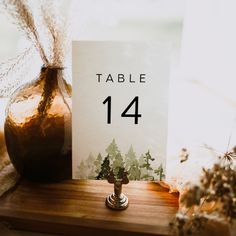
[169,0,236,153]
[166,0,236,190]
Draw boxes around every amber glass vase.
[4,66,72,182]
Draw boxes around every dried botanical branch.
[0,46,32,81]
[171,155,236,235]
[170,213,209,236]
[2,0,49,65]
[41,0,65,67]
[0,0,68,97]
[0,46,34,97]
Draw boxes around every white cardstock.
[72,41,170,181]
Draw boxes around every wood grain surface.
[0,180,179,236]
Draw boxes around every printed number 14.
[103,96,141,124]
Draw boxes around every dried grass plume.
[0,0,67,96]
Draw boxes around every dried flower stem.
[2,0,49,65]
[0,46,32,80]
[41,1,65,67]
[0,0,68,99]
[171,157,236,235]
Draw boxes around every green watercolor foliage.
[77,139,165,181]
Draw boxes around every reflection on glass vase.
[4,66,72,182]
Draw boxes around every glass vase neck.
[41,66,65,72]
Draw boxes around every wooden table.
[0,180,179,236]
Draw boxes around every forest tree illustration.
[77,139,165,181]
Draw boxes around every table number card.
[72,41,170,181]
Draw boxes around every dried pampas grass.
[0,0,68,97]
[41,1,66,67]
[2,0,49,65]
[0,46,33,96]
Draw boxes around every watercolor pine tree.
[112,152,124,176]
[124,145,143,180]
[105,139,120,162]
[128,159,141,180]
[125,145,137,170]
[154,164,165,181]
[77,160,87,179]
[138,154,146,180]
[96,155,111,180]
[94,153,103,176]
[141,150,155,180]
[86,153,96,179]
